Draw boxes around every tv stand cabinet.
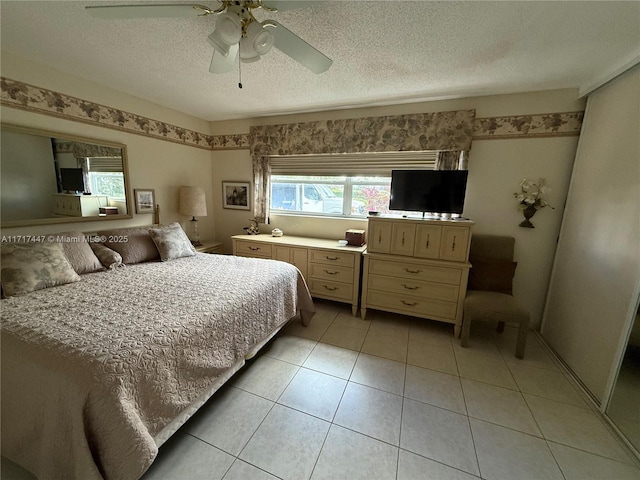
[362,216,473,337]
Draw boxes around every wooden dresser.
[362,216,473,336]
[232,234,366,316]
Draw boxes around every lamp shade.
[179,186,207,217]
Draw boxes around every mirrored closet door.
[606,298,640,454]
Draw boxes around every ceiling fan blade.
[261,1,323,12]
[264,20,332,74]
[85,4,215,19]
[209,43,239,74]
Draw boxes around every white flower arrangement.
[514,178,553,210]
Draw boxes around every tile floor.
[3,300,640,480]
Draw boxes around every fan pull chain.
[238,58,243,89]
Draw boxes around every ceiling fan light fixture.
[248,21,275,55]
[214,12,242,45]
[239,38,261,62]
[208,31,231,57]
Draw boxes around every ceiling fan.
[85,1,333,78]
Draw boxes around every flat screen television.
[389,169,469,215]
[60,168,85,193]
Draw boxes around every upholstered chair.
[460,234,529,359]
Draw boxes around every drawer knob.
[323,285,338,291]
[325,256,338,261]
[249,246,260,251]
[402,284,419,290]
[324,270,339,275]
[405,268,421,274]
[401,300,418,307]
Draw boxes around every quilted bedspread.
[1,253,314,480]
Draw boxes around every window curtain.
[252,155,271,224]
[77,157,91,193]
[435,150,468,170]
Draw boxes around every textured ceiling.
[1,1,639,122]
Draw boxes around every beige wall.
[1,54,215,239]
[211,90,585,330]
[541,65,640,403]
[1,53,587,332]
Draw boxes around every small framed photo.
[134,189,156,214]
[222,181,250,210]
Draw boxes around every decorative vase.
[519,205,537,228]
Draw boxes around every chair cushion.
[464,290,529,324]
[468,258,517,295]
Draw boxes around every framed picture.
[134,189,156,214]
[222,181,250,210]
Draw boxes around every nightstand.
[194,241,223,254]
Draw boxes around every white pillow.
[149,222,196,261]
[1,242,81,297]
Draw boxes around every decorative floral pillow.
[0,242,81,297]
[149,222,196,261]
[90,242,124,269]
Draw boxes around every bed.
[1,224,314,479]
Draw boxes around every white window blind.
[88,157,122,173]
[270,151,438,176]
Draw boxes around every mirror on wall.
[606,298,640,455]
[1,124,132,227]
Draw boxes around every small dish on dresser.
[337,240,348,246]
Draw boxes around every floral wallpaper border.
[473,112,584,139]
[1,77,583,153]
[0,77,249,151]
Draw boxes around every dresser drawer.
[310,249,355,268]
[310,279,353,301]
[368,259,462,285]
[365,291,457,320]
[309,263,354,283]
[367,274,459,302]
[235,240,272,258]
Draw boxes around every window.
[87,157,126,199]
[89,172,125,199]
[271,175,391,217]
[269,151,437,218]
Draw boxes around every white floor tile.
[239,405,330,480]
[503,343,560,372]
[303,342,358,379]
[278,367,347,421]
[311,425,398,480]
[407,340,458,375]
[320,323,368,351]
[350,352,406,395]
[331,311,371,331]
[400,398,479,476]
[284,312,334,341]
[397,449,480,480]
[334,382,403,445]
[231,355,299,401]
[361,329,409,362]
[455,348,518,390]
[470,418,564,480]
[525,394,634,464]
[508,362,588,407]
[222,460,278,480]
[142,432,234,480]
[405,365,466,414]
[408,320,455,348]
[461,378,541,436]
[184,386,274,456]
[548,441,640,480]
[263,335,317,365]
